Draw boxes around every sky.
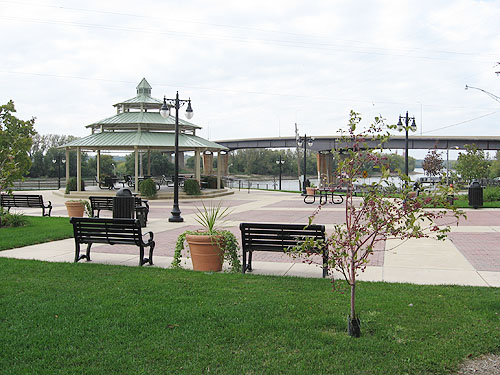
[1,0,500,160]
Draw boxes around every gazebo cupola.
[136,78,152,96]
[85,78,201,135]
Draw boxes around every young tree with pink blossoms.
[289,111,464,337]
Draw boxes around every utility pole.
[295,123,302,191]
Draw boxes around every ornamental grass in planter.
[174,201,240,272]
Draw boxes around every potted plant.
[173,201,240,272]
[65,199,91,217]
[305,182,317,195]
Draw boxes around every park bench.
[0,194,52,216]
[88,196,149,225]
[240,222,328,277]
[70,217,155,266]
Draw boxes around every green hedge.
[65,177,85,194]
[183,179,201,195]
[139,178,157,198]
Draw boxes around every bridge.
[216,135,500,152]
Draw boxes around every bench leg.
[139,244,154,266]
[74,243,91,262]
[85,243,92,262]
[74,242,81,263]
[139,245,145,266]
[247,251,253,272]
[148,241,155,266]
[242,249,247,273]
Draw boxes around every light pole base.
[169,205,183,222]
[169,215,184,222]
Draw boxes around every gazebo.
[60,78,228,193]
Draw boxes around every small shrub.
[139,178,157,198]
[483,186,500,202]
[0,211,28,228]
[65,177,85,194]
[183,179,201,195]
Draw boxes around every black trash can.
[468,180,483,209]
[113,188,135,219]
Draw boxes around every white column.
[139,151,143,177]
[77,147,82,192]
[195,149,201,183]
[96,150,101,181]
[65,149,70,184]
[134,147,139,193]
[217,152,222,189]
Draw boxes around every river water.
[231,168,427,191]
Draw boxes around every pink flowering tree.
[289,111,464,337]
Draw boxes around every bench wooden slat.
[70,217,155,266]
[240,222,328,278]
[0,194,52,216]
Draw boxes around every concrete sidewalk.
[1,189,499,287]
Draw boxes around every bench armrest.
[142,231,154,245]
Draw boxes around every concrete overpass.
[216,135,500,152]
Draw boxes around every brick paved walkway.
[1,189,499,286]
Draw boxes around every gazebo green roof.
[61,131,228,152]
[86,111,201,131]
[85,77,200,133]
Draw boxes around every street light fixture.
[397,111,417,180]
[275,154,285,190]
[160,92,193,223]
[296,134,314,195]
[465,85,500,104]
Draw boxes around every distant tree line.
[422,145,500,183]
[26,133,175,179]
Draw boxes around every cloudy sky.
[1,0,499,158]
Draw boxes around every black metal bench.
[89,196,149,224]
[0,194,52,216]
[240,223,328,277]
[70,217,155,266]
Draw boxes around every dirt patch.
[454,353,500,375]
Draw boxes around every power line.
[0,14,496,63]
[423,110,500,134]
[2,0,499,60]
[3,69,498,112]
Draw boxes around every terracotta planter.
[306,187,316,195]
[65,201,85,217]
[186,233,223,272]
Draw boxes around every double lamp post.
[295,134,314,194]
[52,154,66,189]
[160,92,193,223]
[397,111,417,179]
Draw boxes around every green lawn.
[0,258,498,374]
[0,216,73,250]
[453,195,500,208]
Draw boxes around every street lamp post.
[296,134,314,195]
[160,92,193,223]
[397,111,417,180]
[52,154,65,190]
[275,154,285,190]
[446,146,460,185]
